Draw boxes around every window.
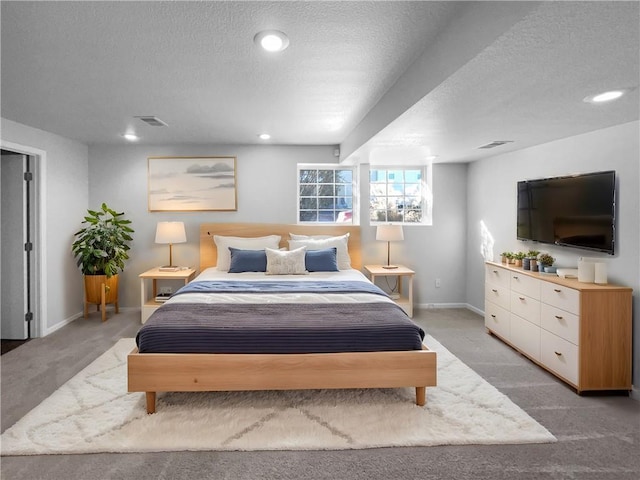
[297,165,356,224]
[369,167,432,225]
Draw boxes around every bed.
[128,223,437,413]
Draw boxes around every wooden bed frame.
[128,223,437,413]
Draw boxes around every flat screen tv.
[516,171,616,254]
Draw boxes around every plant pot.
[543,266,557,274]
[523,258,531,270]
[530,259,538,272]
[514,259,523,267]
[84,274,119,321]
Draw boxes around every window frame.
[368,164,433,226]
[296,163,359,225]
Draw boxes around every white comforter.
[165,268,396,306]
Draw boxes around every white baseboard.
[631,386,640,401]
[416,302,483,316]
[44,312,83,336]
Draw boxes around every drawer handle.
[555,315,563,320]
[513,276,518,280]
[554,289,562,293]
[554,351,563,356]
[491,314,496,318]
[492,289,498,293]
[519,296,525,301]
[492,270,498,274]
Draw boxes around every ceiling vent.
[478,140,513,149]
[135,116,168,127]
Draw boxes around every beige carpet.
[1,336,555,455]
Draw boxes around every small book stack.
[154,293,171,303]
[159,266,180,272]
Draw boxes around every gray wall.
[465,120,640,391]
[1,118,89,334]
[88,145,470,312]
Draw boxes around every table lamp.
[155,221,186,270]
[376,224,404,269]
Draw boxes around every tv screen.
[517,171,616,254]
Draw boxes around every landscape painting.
[148,156,237,211]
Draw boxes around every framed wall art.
[148,156,237,212]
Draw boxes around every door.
[1,150,33,340]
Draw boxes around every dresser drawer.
[541,282,580,315]
[540,329,579,385]
[510,273,541,300]
[541,303,579,345]
[485,265,511,289]
[510,314,540,360]
[485,283,510,310]
[510,291,541,325]
[485,302,510,339]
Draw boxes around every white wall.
[1,118,89,334]
[465,121,640,390]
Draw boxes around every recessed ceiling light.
[122,133,139,141]
[258,133,271,140]
[254,30,289,52]
[583,89,629,104]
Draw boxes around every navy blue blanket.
[172,280,388,297]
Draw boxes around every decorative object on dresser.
[155,221,187,271]
[375,224,404,269]
[71,203,134,322]
[364,264,415,317]
[484,261,632,393]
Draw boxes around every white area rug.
[1,336,555,455]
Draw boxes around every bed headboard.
[199,223,362,272]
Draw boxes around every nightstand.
[139,267,196,324]
[364,265,415,317]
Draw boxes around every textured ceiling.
[1,1,638,163]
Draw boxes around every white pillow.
[265,247,308,275]
[214,235,281,271]
[288,233,351,270]
[289,233,347,240]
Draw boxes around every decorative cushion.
[228,248,267,273]
[265,247,308,275]
[305,247,339,272]
[288,233,351,270]
[213,235,281,271]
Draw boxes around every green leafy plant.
[538,253,555,267]
[526,250,540,259]
[71,203,134,277]
[513,251,526,260]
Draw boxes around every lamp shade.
[155,222,186,244]
[376,225,404,242]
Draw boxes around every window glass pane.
[335,184,352,197]
[299,169,317,183]
[318,184,334,196]
[336,170,352,183]
[318,198,335,209]
[318,210,336,222]
[299,211,317,222]
[300,185,317,196]
[370,169,386,183]
[299,197,317,209]
[336,197,351,209]
[370,209,386,222]
[404,169,422,182]
[318,170,335,183]
[387,170,404,183]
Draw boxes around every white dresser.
[484,261,632,393]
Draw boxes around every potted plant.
[513,251,526,267]
[526,250,541,271]
[500,251,512,264]
[538,253,556,273]
[71,203,134,321]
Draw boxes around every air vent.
[135,116,168,127]
[478,140,513,149]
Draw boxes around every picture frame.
[148,156,237,212]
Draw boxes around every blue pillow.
[305,247,339,272]
[228,248,267,273]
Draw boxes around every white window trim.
[369,164,433,226]
[296,163,359,225]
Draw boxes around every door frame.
[0,140,46,338]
